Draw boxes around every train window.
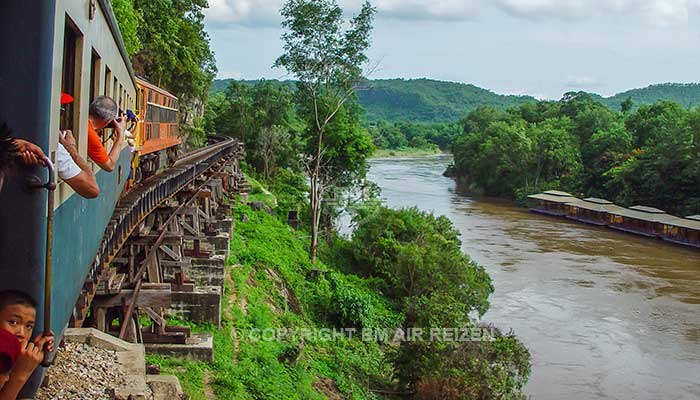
[89,50,101,103]
[104,66,111,96]
[60,16,83,138]
[148,89,152,103]
[118,84,123,109]
[113,77,118,103]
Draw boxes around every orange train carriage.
[133,76,181,179]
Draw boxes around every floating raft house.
[526,192,700,249]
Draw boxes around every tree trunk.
[309,127,325,264]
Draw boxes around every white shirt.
[56,141,81,181]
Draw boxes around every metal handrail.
[26,157,56,367]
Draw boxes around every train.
[0,0,184,396]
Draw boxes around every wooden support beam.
[92,283,172,308]
[159,245,181,261]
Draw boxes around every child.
[0,290,54,399]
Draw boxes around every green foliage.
[398,332,531,400]
[358,78,538,124]
[274,0,377,263]
[451,96,700,216]
[206,80,300,177]
[111,0,143,55]
[213,79,700,127]
[348,206,493,323]
[221,205,394,399]
[267,169,309,219]
[129,0,216,102]
[336,204,530,397]
[368,120,460,151]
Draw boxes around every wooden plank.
[92,283,172,308]
[159,245,181,261]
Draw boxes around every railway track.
[71,136,244,330]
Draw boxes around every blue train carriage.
[0,0,135,395]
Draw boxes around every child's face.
[0,304,35,347]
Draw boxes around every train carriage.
[0,0,136,395]
[134,77,181,179]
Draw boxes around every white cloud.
[494,0,696,26]
[205,0,699,28]
[373,0,478,21]
[205,0,282,27]
[565,75,602,88]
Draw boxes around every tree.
[621,96,634,114]
[111,0,143,55]
[275,0,376,263]
[258,126,290,179]
[347,206,530,397]
[209,80,296,173]
[131,0,216,102]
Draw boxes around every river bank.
[371,146,443,158]
[367,154,700,400]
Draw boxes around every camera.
[105,109,125,130]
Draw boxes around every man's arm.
[60,131,99,198]
[96,117,125,172]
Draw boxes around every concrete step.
[145,333,214,362]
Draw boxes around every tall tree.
[275,0,376,263]
[131,0,216,102]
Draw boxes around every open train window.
[60,16,83,135]
[89,49,101,103]
[113,77,118,103]
[104,66,111,96]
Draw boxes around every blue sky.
[204,0,700,99]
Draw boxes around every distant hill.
[600,83,700,111]
[210,79,700,124]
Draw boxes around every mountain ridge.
[210,78,700,123]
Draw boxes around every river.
[366,154,700,400]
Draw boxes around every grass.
[371,146,443,158]
[244,173,278,207]
[147,203,394,399]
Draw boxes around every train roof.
[100,0,136,89]
[136,76,178,99]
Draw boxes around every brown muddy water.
[367,154,700,400]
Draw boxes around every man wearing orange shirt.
[87,96,125,172]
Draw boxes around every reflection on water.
[368,154,700,400]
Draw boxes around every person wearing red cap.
[56,93,99,199]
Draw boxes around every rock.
[36,341,150,400]
[240,213,250,222]
[146,364,161,375]
[250,201,274,215]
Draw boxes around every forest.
[448,93,700,216]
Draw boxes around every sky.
[203,0,700,99]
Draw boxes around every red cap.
[0,329,20,372]
[61,93,74,105]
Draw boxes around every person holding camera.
[87,95,126,172]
